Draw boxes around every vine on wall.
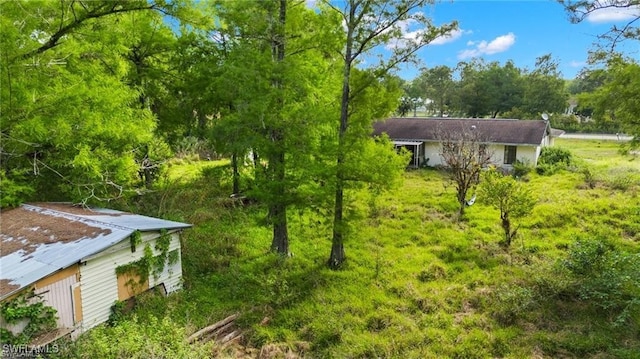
[0,289,57,344]
[115,230,179,290]
[129,230,142,252]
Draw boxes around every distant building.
[373,117,563,168]
[1,203,190,343]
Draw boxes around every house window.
[504,146,517,165]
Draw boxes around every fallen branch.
[219,329,242,345]
[187,313,238,344]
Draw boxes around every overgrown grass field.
[61,139,640,358]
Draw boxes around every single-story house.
[0,203,191,343]
[373,117,563,168]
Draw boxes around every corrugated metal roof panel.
[77,214,191,231]
[0,203,191,300]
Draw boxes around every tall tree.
[482,60,524,118]
[323,0,456,268]
[455,59,490,117]
[210,0,343,255]
[562,1,640,143]
[0,1,183,205]
[579,57,640,143]
[521,54,569,116]
[416,65,454,116]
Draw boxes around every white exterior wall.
[423,142,540,168]
[79,231,183,331]
[149,232,183,294]
[513,145,538,166]
[424,142,444,166]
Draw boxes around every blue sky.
[389,0,640,80]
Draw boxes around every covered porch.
[394,140,425,168]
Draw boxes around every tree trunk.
[457,187,467,219]
[328,239,345,269]
[268,134,288,255]
[501,214,511,247]
[329,17,353,269]
[270,201,289,254]
[329,184,346,268]
[458,199,466,218]
[231,152,240,194]
[269,0,288,255]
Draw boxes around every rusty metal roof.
[0,203,190,300]
[373,117,551,146]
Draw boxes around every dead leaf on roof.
[0,207,112,257]
[30,202,126,217]
[0,279,19,297]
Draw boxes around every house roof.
[373,117,551,146]
[0,203,191,300]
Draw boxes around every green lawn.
[62,140,640,358]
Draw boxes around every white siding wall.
[149,232,183,294]
[423,142,540,167]
[36,274,77,328]
[1,274,78,335]
[79,231,183,331]
[424,142,443,166]
[514,146,538,166]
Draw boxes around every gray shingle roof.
[373,117,551,146]
[0,203,191,300]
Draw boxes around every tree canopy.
[0,1,178,205]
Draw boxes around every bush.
[490,285,536,325]
[562,238,640,326]
[536,147,574,175]
[512,159,533,178]
[539,147,573,167]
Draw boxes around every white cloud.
[386,27,467,50]
[457,33,516,59]
[570,60,586,67]
[586,5,640,23]
[431,29,467,45]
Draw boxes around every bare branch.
[560,0,640,50]
[436,121,494,218]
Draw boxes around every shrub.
[562,238,640,326]
[512,159,532,179]
[537,147,574,175]
[490,284,536,325]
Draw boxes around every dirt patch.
[0,206,112,257]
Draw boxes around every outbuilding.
[0,203,190,343]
